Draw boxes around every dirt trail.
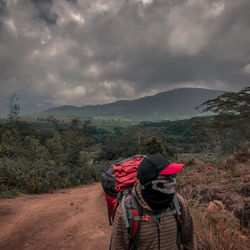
[0,183,112,250]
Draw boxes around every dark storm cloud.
[65,0,77,3]
[0,0,249,115]
[0,0,7,33]
[80,0,250,89]
[31,0,57,25]
[0,0,6,13]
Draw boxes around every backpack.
[101,155,183,250]
[101,155,146,225]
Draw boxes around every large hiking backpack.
[101,155,146,225]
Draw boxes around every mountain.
[44,88,225,121]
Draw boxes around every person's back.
[110,154,196,250]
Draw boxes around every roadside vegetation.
[177,149,249,249]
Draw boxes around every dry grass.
[177,148,250,249]
[217,148,250,171]
[193,201,249,250]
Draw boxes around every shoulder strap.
[122,193,184,250]
[121,193,142,250]
[173,193,181,216]
[121,195,130,228]
[172,194,184,250]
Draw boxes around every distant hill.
[44,88,225,121]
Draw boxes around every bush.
[0,127,104,197]
[193,201,248,250]
[0,157,105,196]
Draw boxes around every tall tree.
[70,117,79,133]
[8,92,21,123]
[198,87,250,118]
[146,136,165,155]
[194,86,250,157]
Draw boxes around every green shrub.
[0,155,105,197]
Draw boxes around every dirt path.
[0,183,112,250]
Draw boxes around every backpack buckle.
[142,214,151,221]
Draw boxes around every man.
[110,154,196,250]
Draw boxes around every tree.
[145,136,165,155]
[198,87,250,118]
[82,120,91,136]
[98,132,138,161]
[194,87,250,157]
[45,133,64,162]
[70,117,79,133]
[63,130,86,166]
[0,128,22,158]
[8,92,21,123]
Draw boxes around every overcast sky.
[0,0,249,115]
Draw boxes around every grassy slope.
[177,149,250,249]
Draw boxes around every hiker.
[110,154,196,250]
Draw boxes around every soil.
[0,183,112,250]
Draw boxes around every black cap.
[137,154,172,185]
[137,154,184,184]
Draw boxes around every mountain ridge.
[44,88,226,121]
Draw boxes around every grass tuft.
[193,200,248,250]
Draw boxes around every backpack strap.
[129,198,142,250]
[121,193,142,250]
[132,209,177,222]
[173,194,181,216]
[172,194,184,250]
[121,195,130,228]
[107,202,112,226]
[122,192,184,250]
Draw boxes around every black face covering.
[141,183,175,214]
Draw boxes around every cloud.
[4,18,17,37]
[54,86,86,105]
[0,0,249,115]
[51,0,85,26]
[135,0,154,7]
[242,64,250,75]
